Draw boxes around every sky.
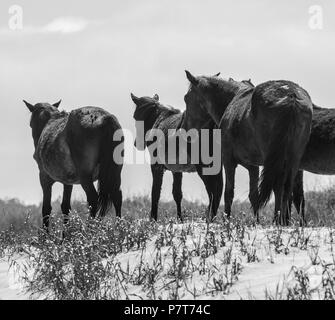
[1,0,335,205]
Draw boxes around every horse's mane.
[30,108,68,130]
[134,99,180,122]
[51,110,68,119]
[198,76,254,96]
[32,104,68,119]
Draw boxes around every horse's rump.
[251,80,313,214]
[251,81,312,116]
[67,106,123,216]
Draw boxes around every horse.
[238,79,335,225]
[180,79,261,222]
[183,71,313,226]
[130,93,223,221]
[23,100,124,231]
[290,104,335,223]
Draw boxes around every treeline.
[1,186,335,231]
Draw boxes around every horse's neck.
[211,97,235,126]
[216,87,253,127]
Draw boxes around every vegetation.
[1,186,335,300]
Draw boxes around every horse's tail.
[97,116,124,217]
[257,94,306,211]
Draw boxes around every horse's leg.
[151,165,164,221]
[292,170,306,226]
[282,167,301,226]
[61,184,73,225]
[212,168,223,218]
[196,167,213,221]
[206,168,224,219]
[111,168,122,218]
[112,190,122,218]
[273,184,284,225]
[80,176,98,218]
[39,172,54,231]
[223,160,237,219]
[172,172,183,222]
[243,164,260,223]
[196,167,223,221]
[283,182,294,226]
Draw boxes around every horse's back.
[67,106,122,177]
[68,106,121,132]
[251,80,313,151]
[155,111,182,133]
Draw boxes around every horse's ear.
[153,94,159,101]
[248,79,255,87]
[214,72,221,77]
[23,100,35,112]
[185,70,199,86]
[131,93,140,105]
[229,77,234,82]
[53,100,62,108]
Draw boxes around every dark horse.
[291,104,335,223]
[131,93,223,221]
[183,71,313,225]
[239,79,335,224]
[24,100,124,230]
[182,78,261,222]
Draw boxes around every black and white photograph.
[1,0,335,306]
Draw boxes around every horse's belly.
[300,154,335,175]
[224,135,263,167]
[164,163,196,172]
[43,157,80,184]
[154,143,197,172]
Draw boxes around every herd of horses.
[23,71,335,231]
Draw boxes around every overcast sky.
[1,0,335,205]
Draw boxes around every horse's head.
[23,100,62,147]
[184,70,239,127]
[131,93,159,151]
[183,77,211,132]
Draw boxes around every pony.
[237,79,335,225]
[291,104,335,223]
[24,100,124,230]
[182,71,313,226]
[130,93,223,221]
[181,79,261,222]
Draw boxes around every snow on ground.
[0,256,29,300]
[1,223,335,300]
